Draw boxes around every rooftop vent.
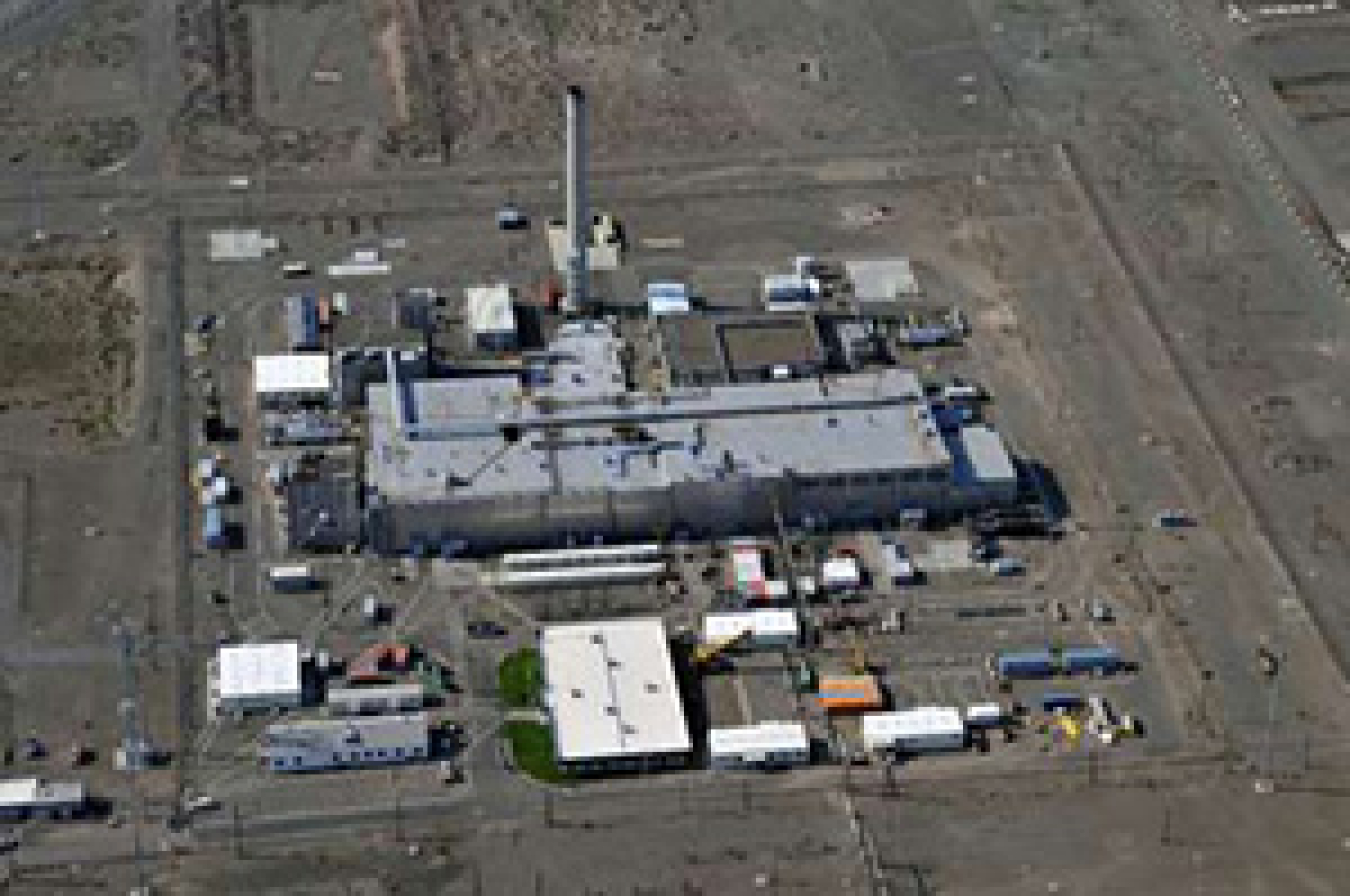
[570,688,584,699]
[644,682,660,693]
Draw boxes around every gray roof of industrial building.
[951,425,1017,485]
[359,322,1027,505]
[366,368,948,501]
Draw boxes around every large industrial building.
[363,321,1020,553]
[540,618,691,774]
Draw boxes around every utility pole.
[115,621,152,893]
[232,804,243,859]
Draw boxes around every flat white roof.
[208,229,278,261]
[959,425,1017,484]
[702,610,799,643]
[216,642,302,702]
[0,777,84,808]
[844,257,919,299]
[709,722,809,757]
[863,707,964,744]
[466,284,517,336]
[821,556,862,586]
[253,354,331,395]
[541,618,690,762]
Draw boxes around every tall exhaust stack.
[565,85,588,315]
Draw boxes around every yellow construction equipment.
[1054,713,1081,748]
[695,628,751,668]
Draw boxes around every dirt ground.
[0,239,142,448]
[171,0,1010,173]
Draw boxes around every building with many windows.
[260,714,429,772]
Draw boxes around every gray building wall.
[368,465,1009,554]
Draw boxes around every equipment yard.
[0,0,1348,894]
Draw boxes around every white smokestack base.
[565,85,588,314]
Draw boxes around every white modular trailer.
[821,555,862,591]
[212,642,303,716]
[647,281,692,316]
[702,609,799,649]
[964,703,1006,728]
[0,778,86,820]
[762,274,821,310]
[862,707,966,754]
[708,722,810,770]
[499,543,665,569]
[268,564,314,593]
[494,562,667,589]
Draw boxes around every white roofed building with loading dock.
[702,610,799,649]
[708,722,810,770]
[540,618,691,774]
[862,707,966,754]
[253,354,332,408]
[211,642,303,717]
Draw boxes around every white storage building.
[821,555,863,591]
[702,609,799,649]
[0,778,86,820]
[466,284,518,352]
[762,274,821,310]
[965,703,1006,728]
[541,618,691,774]
[647,281,692,317]
[212,642,303,716]
[708,722,810,770]
[862,707,966,754]
[261,713,429,772]
[253,354,331,408]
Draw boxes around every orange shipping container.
[816,675,883,712]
